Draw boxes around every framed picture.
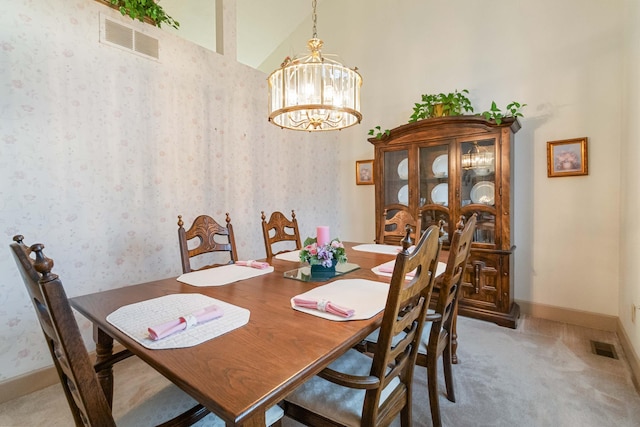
[547,137,588,177]
[356,159,374,185]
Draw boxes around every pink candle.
[316,226,330,246]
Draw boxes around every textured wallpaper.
[0,1,342,381]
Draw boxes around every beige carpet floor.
[1,314,639,426]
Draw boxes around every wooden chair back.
[378,204,421,245]
[420,214,476,426]
[10,237,118,427]
[418,205,451,242]
[362,224,442,425]
[260,210,302,258]
[428,214,476,351]
[177,213,238,273]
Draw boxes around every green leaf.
[109,0,179,29]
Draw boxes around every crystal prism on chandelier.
[267,1,362,131]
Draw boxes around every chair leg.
[400,401,411,427]
[427,353,442,427]
[443,341,455,403]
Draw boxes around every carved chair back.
[178,213,238,273]
[260,210,302,258]
[378,204,421,245]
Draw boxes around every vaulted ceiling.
[237,0,314,71]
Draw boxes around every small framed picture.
[356,159,374,185]
[547,137,588,177]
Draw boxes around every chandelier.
[267,0,362,131]
[462,142,495,170]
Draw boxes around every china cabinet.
[369,116,521,328]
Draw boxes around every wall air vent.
[100,14,159,61]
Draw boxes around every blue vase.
[310,259,337,275]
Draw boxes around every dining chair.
[359,214,476,426]
[283,224,442,427]
[418,205,451,242]
[10,236,284,427]
[377,204,421,245]
[260,210,302,258]
[11,235,135,404]
[178,213,238,273]
[417,213,476,427]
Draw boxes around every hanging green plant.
[480,101,526,125]
[106,0,180,29]
[368,125,391,140]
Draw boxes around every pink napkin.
[235,260,271,269]
[148,305,224,341]
[293,297,355,318]
[377,260,417,277]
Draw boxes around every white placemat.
[351,244,402,255]
[291,279,389,321]
[106,293,250,350]
[372,260,447,279]
[274,250,301,262]
[177,264,274,287]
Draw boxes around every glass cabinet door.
[383,149,409,207]
[459,138,497,246]
[418,144,451,243]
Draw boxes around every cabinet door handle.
[474,263,481,294]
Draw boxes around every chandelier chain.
[312,0,318,39]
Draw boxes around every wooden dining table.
[70,242,405,427]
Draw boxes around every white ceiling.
[160,0,318,72]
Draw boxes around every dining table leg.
[93,325,115,406]
[234,410,266,427]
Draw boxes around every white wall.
[620,0,640,361]
[0,0,342,382]
[162,0,216,51]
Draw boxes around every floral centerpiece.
[299,237,348,268]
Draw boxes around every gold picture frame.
[356,159,374,185]
[547,137,588,177]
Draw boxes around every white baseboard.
[0,364,59,405]
[516,299,618,331]
[617,317,640,393]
